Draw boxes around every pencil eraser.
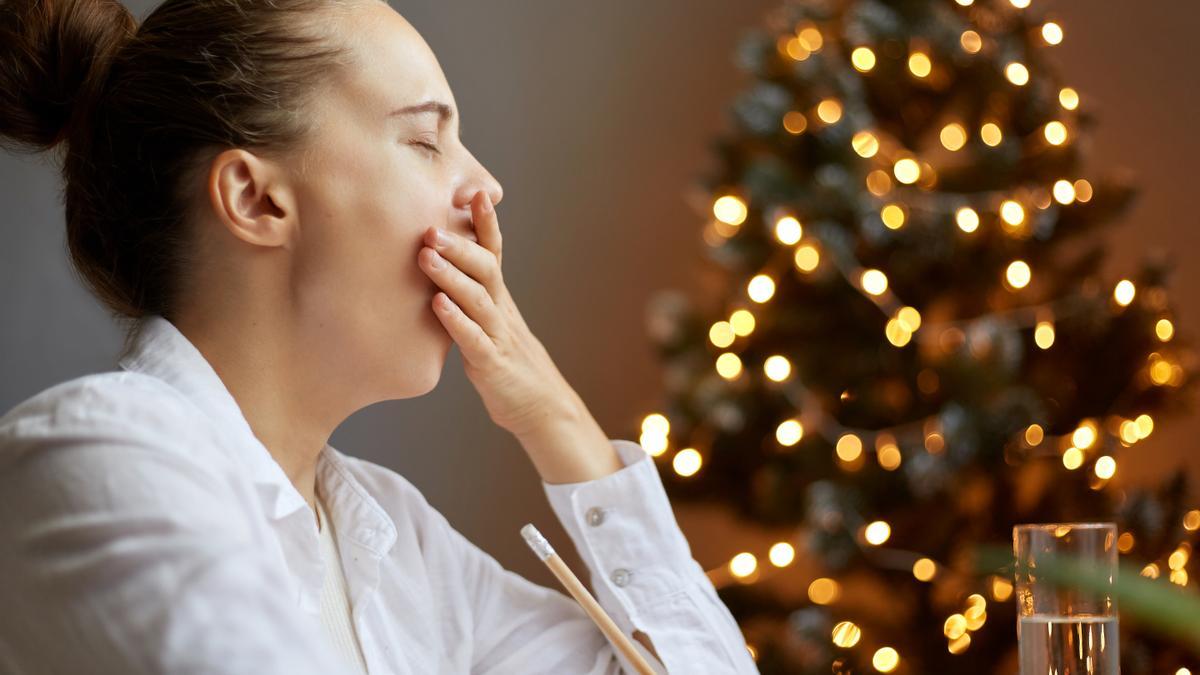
[520,523,555,560]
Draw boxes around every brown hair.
[0,0,365,319]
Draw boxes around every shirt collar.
[116,316,399,558]
[115,315,319,523]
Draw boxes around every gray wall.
[2,1,1197,587]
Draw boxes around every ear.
[206,148,298,249]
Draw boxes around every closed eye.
[410,140,441,156]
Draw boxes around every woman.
[0,0,758,673]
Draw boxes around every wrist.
[514,399,623,485]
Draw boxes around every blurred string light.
[664,9,1198,660]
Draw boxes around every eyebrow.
[388,100,462,139]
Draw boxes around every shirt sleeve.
[0,412,354,675]
[541,439,760,674]
[454,439,759,674]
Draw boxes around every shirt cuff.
[540,439,701,624]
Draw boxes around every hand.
[419,191,584,440]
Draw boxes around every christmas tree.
[636,0,1198,672]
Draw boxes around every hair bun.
[0,0,136,153]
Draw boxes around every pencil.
[521,523,659,675]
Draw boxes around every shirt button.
[610,568,633,587]
[585,506,607,527]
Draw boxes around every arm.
[539,439,761,674]
[434,435,757,674]
[0,416,352,675]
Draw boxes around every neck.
[175,308,351,513]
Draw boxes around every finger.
[423,226,503,299]
[471,191,503,267]
[420,247,504,339]
[431,292,497,367]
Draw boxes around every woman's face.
[286,2,503,402]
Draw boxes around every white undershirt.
[315,495,370,674]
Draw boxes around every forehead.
[332,3,456,118]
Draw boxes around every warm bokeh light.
[832,621,861,648]
[852,130,880,158]
[774,216,803,245]
[783,111,808,135]
[981,122,1003,146]
[713,195,748,226]
[1136,413,1155,438]
[642,413,670,437]
[1156,318,1175,342]
[941,123,967,151]
[639,431,668,457]
[730,309,755,336]
[893,158,921,184]
[1073,420,1098,449]
[864,520,891,545]
[709,321,735,348]
[1005,62,1029,86]
[878,442,902,470]
[1053,179,1076,204]
[862,269,889,296]
[748,274,776,303]
[817,98,843,124]
[1074,179,1093,202]
[991,576,1014,601]
[1035,321,1055,349]
[797,26,823,52]
[764,355,792,382]
[852,46,877,72]
[1114,279,1136,306]
[1005,260,1032,289]
[776,419,804,447]
[1062,447,1084,471]
[794,243,821,273]
[873,647,900,673]
[808,577,841,605]
[672,448,702,476]
[913,557,937,581]
[955,207,980,233]
[1025,424,1045,446]
[1118,532,1135,553]
[880,203,907,230]
[729,552,757,578]
[1000,200,1025,226]
[837,434,864,462]
[944,614,967,639]
[769,542,796,567]
[867,169,893,196]
[1042,22,1063,45]
[1060,87,1080,110]
[1044,121,1068,145]
[715,352,743,379]
[897,307,921,331]
[1184,510,1200,532]
[1094,455,1117,480]
[908,51,932,78]
[886,318,913,347]
[960,30,982,53]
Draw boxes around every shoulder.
[0,371,215,464]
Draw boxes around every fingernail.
[433,229,450,249]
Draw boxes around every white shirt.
[0,315,759,674]
[315,495,370,674]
